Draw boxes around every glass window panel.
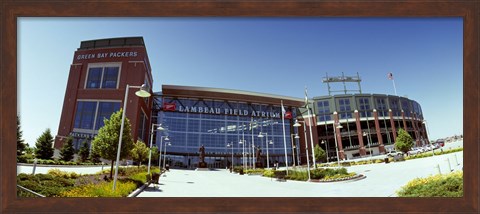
[86,68,102,88]
[74,101,96,129]
[187,119,200,132]
[102,67,119,88]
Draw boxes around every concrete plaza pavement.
[137,150,463,197]
[16,141,463,197]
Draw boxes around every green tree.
[59,136,75,161]
[17,115,27,157]
[151,147,159,165]
[91,109,134,179]
[90,147,101,163]
[131,140,149,168]
[395,128,414,153]
[78,140,90,162]
[314,144,327,163]
[34,128,54,160]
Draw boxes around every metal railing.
[17,185,45,197]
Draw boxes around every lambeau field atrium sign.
[163,103,292,119]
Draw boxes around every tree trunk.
[110,160,114,179]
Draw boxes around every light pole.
[227,142,234,172]
[158,136,169,170]
[163,141,172,169]
[239,139,246,169]
[258,132,273,168]
[148,124,164,175]
[423,120,434,156]
[321,140,329,163]
[293,120,311,181]
[290,133,300,166]
[363,131,373,158]
[333,121,343,168]
[113,84,151,191]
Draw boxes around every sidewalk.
[137,151,463,197]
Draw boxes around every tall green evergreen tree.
[314,144,327,163]
[395,128,414,153]
[35,128,54,160]
[131,140,149,168]
[91,109,134,178]
[78,140,90,162]
[59,136,75,161]
[17,115,26,157]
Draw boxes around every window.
[86,68,102,88]
[376,98,387,117]
[74,101,97,130]
[316,100,331,121]
[358,98,371,117]
[137,111,147,142]
[338,98,352,119]
[86,65,120,89]
[74,100,121,130]
[95,102,121,130]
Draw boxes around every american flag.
[387,72,394,80]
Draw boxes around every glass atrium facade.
[154,96,299,168]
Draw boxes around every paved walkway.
[137,151,463,197]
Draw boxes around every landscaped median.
[235,167,364,182]
[17,166,160,197]
[316,147,464,168]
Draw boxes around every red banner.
[163,103,176,111]
[284,111,292,119]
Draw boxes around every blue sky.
[18,18,463,147]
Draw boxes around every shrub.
[245,168,265,174]
[17,173,76,197]
[397,171,463,197]
[285,170,308,181]
[263,169,275,178]
[47,169,80,179]
[59,180,137,197]
[323,172,357,181]
[232,166,244,173]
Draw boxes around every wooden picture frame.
[1,0,478,213]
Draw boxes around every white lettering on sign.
[176,105,285,119]
[76,51,139,60]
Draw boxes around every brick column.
[333,112,345,160]
[412,112,420,147]
[373,109,386,154]
[401,110,407,130]
[388,109,397,142]
[354,110,366,156]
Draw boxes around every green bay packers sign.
[163,102,293,119]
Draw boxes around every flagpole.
[392,79,398,96]
[388,72,397,96]
[281,100,289,174]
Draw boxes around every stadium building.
[55,37,428,168]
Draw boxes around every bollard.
[446,158,452,172]
[454,154,459,166]
[436,164,441,175]
[101,162,104,171]
[32,158,37,175]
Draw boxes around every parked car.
[386,150,404,157]
[435,139,445,147]
[407,148,422,155]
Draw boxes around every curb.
[128,181,152,197]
